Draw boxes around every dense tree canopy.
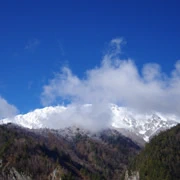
[129,124,180,180]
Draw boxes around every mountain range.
[0,104,179,179]
[0,104,178,144]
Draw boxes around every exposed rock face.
[0,167,32,180]
[0,166,63,180]
[49,167,63,180]
[124,170,139,180]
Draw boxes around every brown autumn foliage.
[0,124,140,180]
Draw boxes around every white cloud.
[0,96,18,119]
[46,104,111,131]
[41,38,180,129]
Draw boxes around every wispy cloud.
[41,38,180,130]
[25,38,40,51]
[0,96,18,119]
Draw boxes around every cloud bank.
[0,96,18,119]
[41,38,180,128]
[42,104,111,131]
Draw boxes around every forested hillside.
[0,124,140,180]
[127,124,180,180]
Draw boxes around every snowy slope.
[0,104,178,142]
[0,106,67,129]
[111,104,178,141]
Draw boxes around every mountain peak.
[0,104,178,142]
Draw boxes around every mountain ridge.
[0,123,141,180]
[126,124,180,180]
[0,104,178,142]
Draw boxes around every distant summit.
[0,104,178,143]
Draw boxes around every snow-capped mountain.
[111,105,178,142]
[0,104,178,142]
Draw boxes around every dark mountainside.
[0,123,140,180]
[126,124,180,180]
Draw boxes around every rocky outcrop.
[124,170,139,180]
[1,167,31,180]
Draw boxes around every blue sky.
[0,0,180,115]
